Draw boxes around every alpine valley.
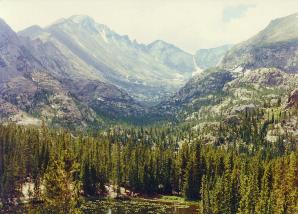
[0,14,232,129]
[0,11,298,214]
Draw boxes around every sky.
[0,0,297,53]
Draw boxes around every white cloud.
[223,4,255,23]
[0,0,297,53]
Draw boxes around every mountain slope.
[19,15,194,103]
[221,13,298,73]
[146,40,194,74]
[155,13,298,133]
[0,18,144,129]
[194,44,233,69]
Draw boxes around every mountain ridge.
[154,12,298,136]
[2,13,298,133]
[221,12,298,73]
[19,15,232,103]
[0,18,145,129]
[19,15,193,103]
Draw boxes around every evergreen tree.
[42,152,81,213]
[256,163,273,214]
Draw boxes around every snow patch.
[97,97,105,101]
[192,56,203,76]
[231,66,243,74]
[100,30,109,43]
[21,182,35,202]
[216,56,225,66]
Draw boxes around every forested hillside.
[0,7,298,214]
[1,106,297,213]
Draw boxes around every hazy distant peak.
[50,18,67,26]
[243,12,298,46]
[69,15,95,24]
[149,39,170,46]
[148,40,175,49]
[194,44,233,70]
[47,15,96,29]
[272,12,298,22]
[24,25,43,31]
[197,44,233,52]
[18,25,44,37]
[221,12,298,73]
[147,40,191,56]
[48,15,116,37]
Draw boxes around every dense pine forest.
[0,3,298,213]
[0,108,297,213]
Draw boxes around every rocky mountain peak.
[18,25,43,36]
[221,12,298,73]
[148,40,173,48]
[249,12,298,45]
[0,18,18,44]
[147,40,186,53]
[48,15,98,31]
[69,15,95,24]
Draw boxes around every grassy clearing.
[149,195,199,206]
[159,195,185,202]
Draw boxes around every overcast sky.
[0,0,297,53]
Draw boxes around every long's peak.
[69,15,95,23]
[48,15,95,27]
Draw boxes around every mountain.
[194,44,233,70]
[0,18,144,129]
[2,12,298,134]
[19,15,194,103]
[155,13,298,141]
[221,13,298,73]
[157,68,234,115]
[146,40,194,74]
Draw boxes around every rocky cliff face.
[0,18,144,129]
[287,89,298,108]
